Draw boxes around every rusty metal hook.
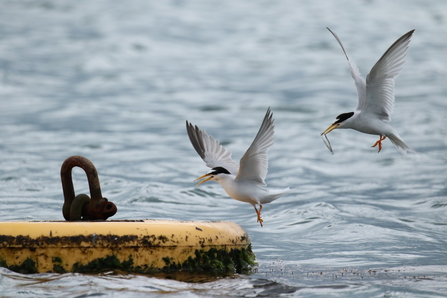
[61,155,117,221]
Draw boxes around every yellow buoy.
[0,220,255,274]
[1,156,256,274]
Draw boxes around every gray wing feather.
[235,108,274,186]
[327,27,367,111]
[365,29,414,121]
[186,121,239,175]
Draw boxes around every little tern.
[321,28,415,154]
[186,108,291,227]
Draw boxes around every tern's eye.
[334,112,354,124]
[210,167,230,175]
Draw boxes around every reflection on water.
[1,0,447,297]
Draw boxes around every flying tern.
[186,108,291,227]
[321,27,415,154]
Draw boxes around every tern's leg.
[372,135,387,152]
[254,205,263,227]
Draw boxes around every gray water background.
[1,0,447,297]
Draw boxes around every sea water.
[1,0,447,297]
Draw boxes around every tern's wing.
[327,27,366,111]
[186,121,239,175]
[235,108,274,186]
[364,29,415,121]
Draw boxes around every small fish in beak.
[320,123,340,154]
[320,133,334,154]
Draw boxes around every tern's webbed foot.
[372,135,387,152]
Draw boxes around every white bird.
[186,108,291,227]
[321,27,415,154]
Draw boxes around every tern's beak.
[194,174,214,186]
[321,123,340,136]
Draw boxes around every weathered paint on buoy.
[0,220,255,274]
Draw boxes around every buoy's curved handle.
[61,155,117,221]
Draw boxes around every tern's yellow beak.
[194,174,214,186]
[321,123,340,136]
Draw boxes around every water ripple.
[1,0,447,296]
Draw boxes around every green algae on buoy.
[0,219,256,274]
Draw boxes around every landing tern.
[186,108,291,227]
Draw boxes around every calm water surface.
[1,0,447,297]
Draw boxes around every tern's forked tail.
[388,133,415,155]
[260,187,292,204]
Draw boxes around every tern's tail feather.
[388,133,415,155]
[260,187,292,204]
